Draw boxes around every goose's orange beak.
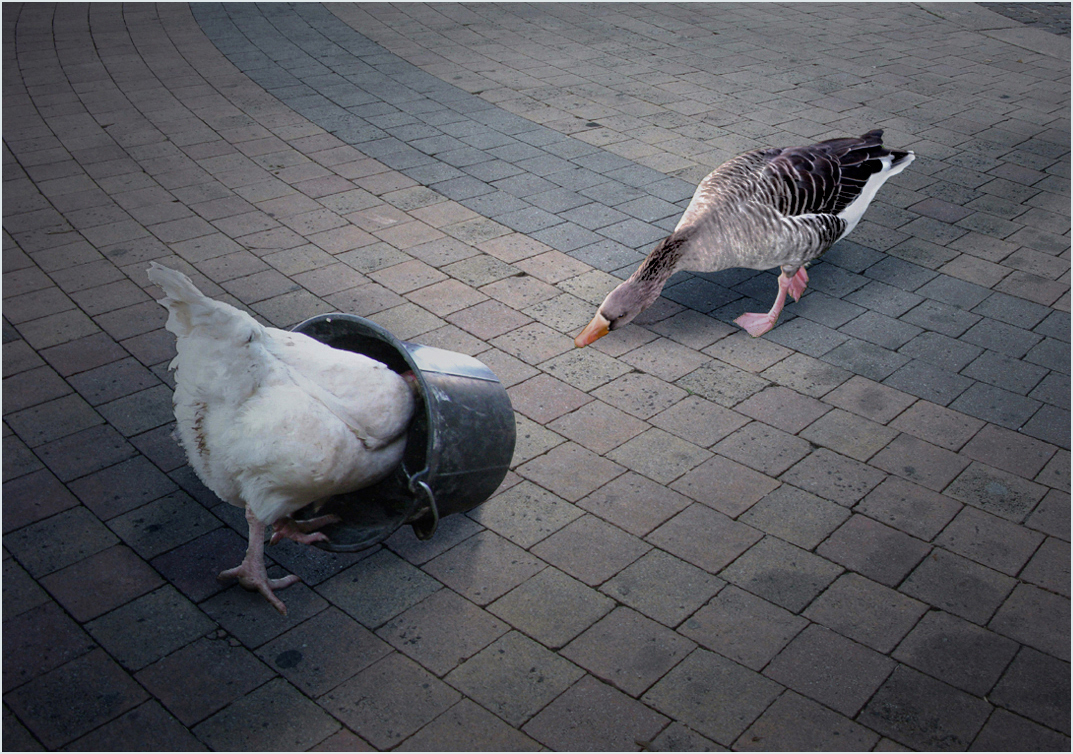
[575,313,611,348]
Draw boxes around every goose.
[147,263,416,614]
[575,129,914,346]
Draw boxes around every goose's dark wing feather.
[761,129,908,218]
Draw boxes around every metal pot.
[290,313,516,551]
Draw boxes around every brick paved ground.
[3,3,1069,751]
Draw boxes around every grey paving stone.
[647,504,763,575]
[883,358,974,406]
[989,647,1071,736]
[376,589,507,678]
[642,649,782,747]
[898,331,984,372]
[945,461,1048,522]
[739,485,849,550]
[901,548,1016,625]
[680,585,806,672]
[893,609,1019,697]
[962,318,1043,359]
[858,665,992,751]
[561,606,695,697]
[780,448,887,507]
[489,567,614,650]
[736,690,879,751]
[601,549,723,627]
[318,548,443,627]
[721,536,842,614]
[901,298,983,338]
[470,479,582,547]
[761,352,852,398]
[764,624,894,716]
[444,631,583,727]
[4,649,149,750]
[530,514,650,587]
[522,674,670,751]
[989,583,1071,662]
[821,337,911,382]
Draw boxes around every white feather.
[147,262,415,525]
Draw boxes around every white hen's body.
[149,262,414,527]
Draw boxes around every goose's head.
[574,277,664,347]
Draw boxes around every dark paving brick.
[736,690,879,751]
[680,585,806,672]
[488,567,614,650]
[721,536,842,614]
[135,636,275,726]
[395,698,538,752]
[530,514,649,586]
[893,609,1018,697]
[2,468,82,534]
[377,589,507,678]
[804,572,928,654]
[523,674,669,750]
[85,585,216,672]
[871,432,972,491]
[5,506,119,578]
[669,455,779,517]
[561,607,695,697]
[989,647,1071,736]
[739,485,849,550]
[601,549,723,627]
[934,506,1045,577]
[4,649,149,750]
[443,631,582,728]
[883,359,974,406]
[971,708,1071,753]
[642,648,782,747]
[194,677,340,751]
[901,548,1016,625]
[988,584,1071,662]
[472,480,581,548]
[780,448,887,507]
[945,461,1048,522]
[65,700,207,752]
[2,601,96,694]
[319,548,443,626]
[764,624,894,716]
[646,504,762,575]
[858,665,992,751]
[575,467,689,534]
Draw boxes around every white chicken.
[147,262,416,614]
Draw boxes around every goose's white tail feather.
[836,151,915,239]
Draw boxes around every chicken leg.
[218,505,300,615]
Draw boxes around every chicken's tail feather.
[147,261,260,340]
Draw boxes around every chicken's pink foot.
[219,506,299,615]
[270,514,341,546]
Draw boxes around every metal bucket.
[290,313,516,551]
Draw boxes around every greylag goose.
[148,263,416,614]
[575,129,914,346]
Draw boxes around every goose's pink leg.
[735,270,801,338]
[269,514,340,546]
[218,506,300,615]
[787,267,809,302]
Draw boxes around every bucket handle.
[404,465,439,540]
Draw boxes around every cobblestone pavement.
[3,3,1069,751]
[981,3,1071,37]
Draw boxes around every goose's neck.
[631,234,689,285]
